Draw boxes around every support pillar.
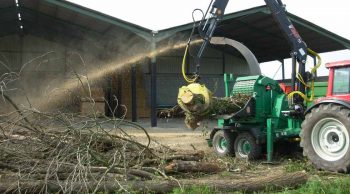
[116,73,123,117]
[150,32,157,127]
[131,64,137,122]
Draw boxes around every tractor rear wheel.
[234,132,261,160]
[301,104,350,173]
[212,130,235,157]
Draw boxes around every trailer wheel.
[234,132,261,159]
[212,130,235,156]
[301,104,350,173]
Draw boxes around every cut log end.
[181,91,194,104]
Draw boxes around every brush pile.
[0,94,216,193]
[0,94,311,194]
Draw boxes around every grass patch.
[169,176,350,194]
[284,159,316,173]
[170,185,216,194]
[279,176,350,194]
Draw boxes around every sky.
[68,0,350,79]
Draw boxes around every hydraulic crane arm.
[187,0,320,106]
[264,0,310,105]
[192,0,308,83]
[192,0,229,80]
[264,0,307,65]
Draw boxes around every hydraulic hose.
[182,43,198,83]
[288,48,321,102]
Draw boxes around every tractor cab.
[323,60,350,102]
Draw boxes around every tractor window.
[333,67,350,95]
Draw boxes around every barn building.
[0,0,349,126]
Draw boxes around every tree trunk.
[164,161,223,173]
[179,87,251,129]
[0,171,308,193]
[164,150,205,162]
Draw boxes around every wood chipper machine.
[178,0,350,173]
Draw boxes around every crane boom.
[264,0,308,100]
[194,0,229,78]
[191,0,310,103]
[264,0,307,64]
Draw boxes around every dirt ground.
[124,118,214,151]
[132,130,210,151]
[129,121,312,190]
[129,118,308,174]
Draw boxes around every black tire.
[234,132,261,160]
[212,130,235,157]
[300,104,350,173]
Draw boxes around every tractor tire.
[212,130,235,157]
[300,104,350,173]
[234,132,261,160]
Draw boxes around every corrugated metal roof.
[0,0,153,40]
[1,2,349,63]
[159,6,350,63]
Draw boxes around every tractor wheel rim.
[311,118,349,161]
[237,139,251,158]
[243,141,251,153]
[216,136,227,153]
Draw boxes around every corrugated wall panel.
[156,56,182,73]
[0,35,21,51]
[224,54,251,75]
[141,51,252,106]
[0,35,22,71]
[189,57,223,74]
[0,52,22,71]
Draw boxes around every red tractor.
[301,60,350,172]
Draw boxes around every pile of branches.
[0,96,310,194]
[185,94,252,129]
[0,94,213,193]
[0,56,223,193]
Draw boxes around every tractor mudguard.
[305,99,350,115]
[209,126,232,141]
